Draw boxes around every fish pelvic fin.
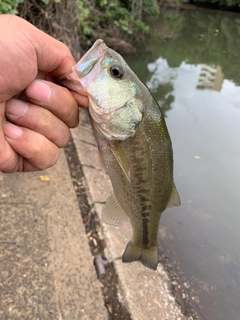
[122,241,158,271]
[102,193,129,227]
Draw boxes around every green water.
[126,9,240,320]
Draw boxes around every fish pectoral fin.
[110,143,131,182]
[122,241,158,271]
[166,183,181,208]
[98,148,107,176]
[102,193,129,227]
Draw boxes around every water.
[126,9,240,320]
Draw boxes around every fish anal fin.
[122,241,158,271]
[110,143,131,182]
[102,193,128,227]
[167,183,181,208]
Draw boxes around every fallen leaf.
[153,299,163,309]
[106,304,112,313]
[39,175,50,182]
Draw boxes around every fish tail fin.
[122,241,158,271]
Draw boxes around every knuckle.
[0,144,17,173]
[31,136,59,170]
[62,129,71,146]
[57,128,71,148]
[56,89,79,126]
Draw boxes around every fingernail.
[26,80,51,102]
[6,99,28,118]
[4,123,23,140]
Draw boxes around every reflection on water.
[126,9,240,320]
[196,65,223,91]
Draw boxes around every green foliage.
[142,0,159,15]
[0,0,63,14]
[0,0,24,14]
[1,0,159,47]
[76,0,159,42]
[99,0,133,34]
[76,0,93,37]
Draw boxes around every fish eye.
[110,65,124,79]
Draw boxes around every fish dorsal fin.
[110,143,131,182]
[167,184,181,208]
[102,193,129,227]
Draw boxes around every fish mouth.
[74,39,107,78]
[59,39,107,94]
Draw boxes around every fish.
[61,39,180,270]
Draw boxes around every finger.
[4,123,60,172]
[5,99,71,148]
[0,102,19,173]
[70,90,89,108]
[25,80,79,127]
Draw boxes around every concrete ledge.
[0,151,107,320]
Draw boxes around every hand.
[0,14,88,173]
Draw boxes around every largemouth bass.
[62,39,180,270]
